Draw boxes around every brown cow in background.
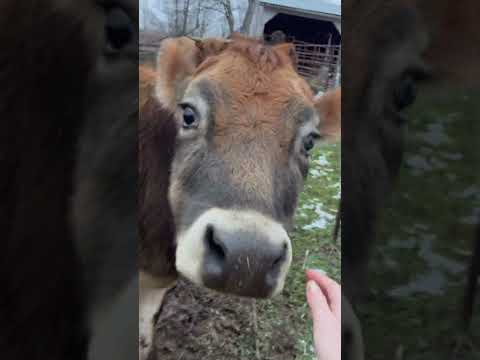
[343,0,480,358]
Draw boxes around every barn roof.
[259,0,341,17]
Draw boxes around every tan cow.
[139,35,341,358]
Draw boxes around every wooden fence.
[294,40,341,92]
[140,32,166,64]
[139,32,341,92]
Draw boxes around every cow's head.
[342,0,480,303]
[151,35,340,298]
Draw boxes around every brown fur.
[175,37,313,158]
[1,1,138,359]
[316,87,341,141]
[139,64,178,278]
[140,65,157,109]
[140,36,340,286]
[0,2,94,359]
[138,94,178,279]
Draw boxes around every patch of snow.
[389,269,447,297]
[309,168,321,178]
[460,207,480,225]
[440,152,463,161]
[388,235,466,298]
[452,185,480,200]
[405,154,450,175]
[405,155,432,172]
[302,204,335,230]
[313,154,330,167]
[422,123,451,146]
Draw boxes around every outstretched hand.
[306,269,341,360]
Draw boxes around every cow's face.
[342,0,480,301]
[72,0,138,266]
[345,1,429,176]
[342,0,433,300]
[155,36,340,298]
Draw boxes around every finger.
[306,280,330,325]
[306,269,341,319]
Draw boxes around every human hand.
[306,269,341,360]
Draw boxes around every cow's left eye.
[105,7,134,51]
[302,133,319,155]
[394,74,417,111]
[179,104,199,129]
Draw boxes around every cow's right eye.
[105,7,134,51]
[394,74,417,111]
[180,104,199,129]
[300,132,320,158]
[303,136,315,153]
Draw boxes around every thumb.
[306,280,330,324]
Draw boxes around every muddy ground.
[155,279,298,360]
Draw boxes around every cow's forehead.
[189,60,313,116]
[184,76,315,127]
[194,45,313,98]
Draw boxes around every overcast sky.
[140,0,247,35]
[139,0,341,33]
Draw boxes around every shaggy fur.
[0,2,92,359]
[315,88,341,141]
[1,1,138,359]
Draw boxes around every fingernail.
[308,268,327,276]
[307,280,320,293]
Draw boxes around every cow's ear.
[314,87,341,142]
[139,65,157,110]
[195,37,230,59]
[155,37,229,112]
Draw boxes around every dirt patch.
[154,278,297,360]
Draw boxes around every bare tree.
[221,0,235,35]
[161,0,212,36]
[174,0,179,34]
[146,12,167,32]
[193,1,209,37]
[201,0,236,35]
[239,0,256,34]
[182,0,190,35]
[140,0,167,33]
[142,0,243,38]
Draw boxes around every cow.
[138,35,341,359]
[315,88,341,146]
[1,1,138,359]
[342,0,480,358]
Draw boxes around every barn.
[247,0,341,91]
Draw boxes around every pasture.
[155,142,341,360]
[358,87,480,359]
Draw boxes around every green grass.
[253,142,341,360]
[358,87,480,360]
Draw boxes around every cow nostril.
[205,225,226,261]
[272,242,288,268]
